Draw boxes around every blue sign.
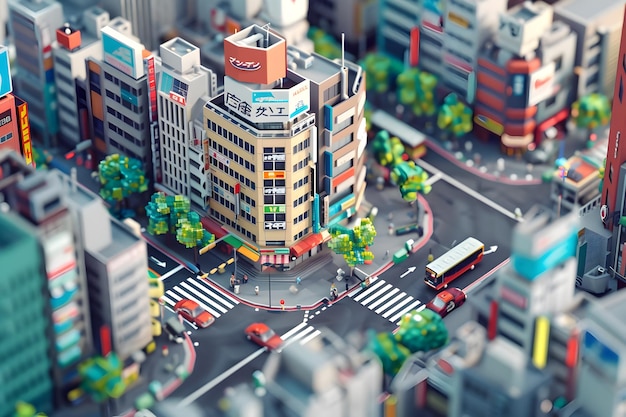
[102,30,137,78]
[0,47,13,97]
[252,91,288,103]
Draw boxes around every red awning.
[201,217,228,238]
[260,254,291,267]
[290,233,325,258]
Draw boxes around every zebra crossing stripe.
[368,287,400,311]
[287,326,315,344]
[348,275,379,298]
[180,281,228,314]
[194,278,240,305]
[166,290,182,302]
[376,292,408,315]
[161,295,176,306]
[353,280,386,302]
[299,329,322,346]
[187,278,234,310]
[390,299,422,323]
[176,284,222,318]
[382,295,415,318]
[361,284,394,307]
[281,322,309,340]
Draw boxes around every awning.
[238,245,260,262]
[260,254,291,266]
[290,232,326,258]
[201,217,228,238]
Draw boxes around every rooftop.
[554,0,624,21]
[9,0,59,14]
[162,37,199,57]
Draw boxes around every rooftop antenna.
[341,33,345,68]
[262,23,271,47]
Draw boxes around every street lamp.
[262,262,273,308]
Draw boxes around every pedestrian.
[243,274,248,284]
[383,249,390,260]
[345,280,349,292]
[296,276,302,285]
[254,285,260,296]
[230,273,235,289]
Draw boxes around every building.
[8,0,64,147]
[0,211,53,417]
[576,290,626,417]
[307,0,378,57]
[554,0,626,99]
[0,45,21,158]
[0,152,94,408]
[53,7,109,147]
[473,2,577,154]
[417,0,446,76]
[204,25,316,266]
[550,155,602,215]
[88,17,156,180]
[377,0,421,66]
[441,0,506,103]
[70,175,152,360]
[600,5,626,280]
[156,36,217,209]
[99,0,191,52]
[260,329,382,417]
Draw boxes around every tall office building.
[554,0,626,99]
[204,25,316,266]
[91,17,155,180]
[156,37,217,210]
[0,211,53,417]
[600,5,626,279]
[99,0,190,51]
[8,0,64,147]
[441,0,506,103]
[53,7,109,146]
[377,0,421,65]
[67,177,152,360]
[0,152,93,408]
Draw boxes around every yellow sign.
[263,171,285,180]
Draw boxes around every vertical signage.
[144,55,157,122]
[15,97,33,167]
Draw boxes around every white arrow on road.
[400,266,417,278]
[149,256,166,268]
[483,246,498,255]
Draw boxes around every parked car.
[425,288,466,318]
[174,299,215,328]
[245,322,283,350]
[164,317,186,344]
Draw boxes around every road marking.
[361,283,393,306]
[299,329,321,345]
[159,264,185,281]
[166,290,182,302]
[194,278,240,305]
[415,159,524,223]
[353,280,386,302]
[179,347,267,408]
[381,295,414,318]
[284,326,315,345]
[367,287,399,311]
[180,281,227,314]
[186,278,230,312]
[424,172,442,186]
[175,285,221,318]
[161,295,176,306]
[281,322,309,340]
[390,299,422,324]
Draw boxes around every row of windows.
[293,210,309,225]
[163,135,187,159]
[294,228,309,241]
[264,195,286,205]
[212,192,235,212]
[0,132,13,144]
[294,176,309,190]
[239,210,256,224]
[264,160,285,171]
[293,156,310,172]
[106,105,145,131]
[240,192,257,208]
[106,88,143,113]
[293,139,310,154]
[264,213,285,222]
[207,120,256,155]
[89,70,101,95]
[211,139,255,173]
[214,177,234,194]
[211,208,257,242]
[294,194,308,208]
[104,72,140,96]
[264,147,285,153]
[109,122,146,147]
[161,96,185,127]
[110,138,143,162]
[212,161,256,190]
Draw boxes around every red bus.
[425,237,484,290]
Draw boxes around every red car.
[245,322,283,350]
[174,299,215,328]
[425,288,466,318]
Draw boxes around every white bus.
[425,237,484,290]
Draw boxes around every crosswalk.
[279,321,322,350]
[348,276,425,325]
[162,277,240,325]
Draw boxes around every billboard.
[0,46,12,97]
[224,77,310,123]
[102,26,145,79]
[528,63,555,107]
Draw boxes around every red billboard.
[0,94,20,157]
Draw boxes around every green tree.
[437,93,473,138]
[397,68,438,117]
[98,153,149,218]
[371,130,405,167]
[328,218,377,275]
[360,53,403,94]
[571,93,611,140]
[176,211,215,265]
[145,191,171,235]
[78,353,126,403]
[366,330,411,377]
[391,161,432,202]
[13,402,46,417]
[395,308,448,353]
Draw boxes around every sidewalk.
[195,185,433,311]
